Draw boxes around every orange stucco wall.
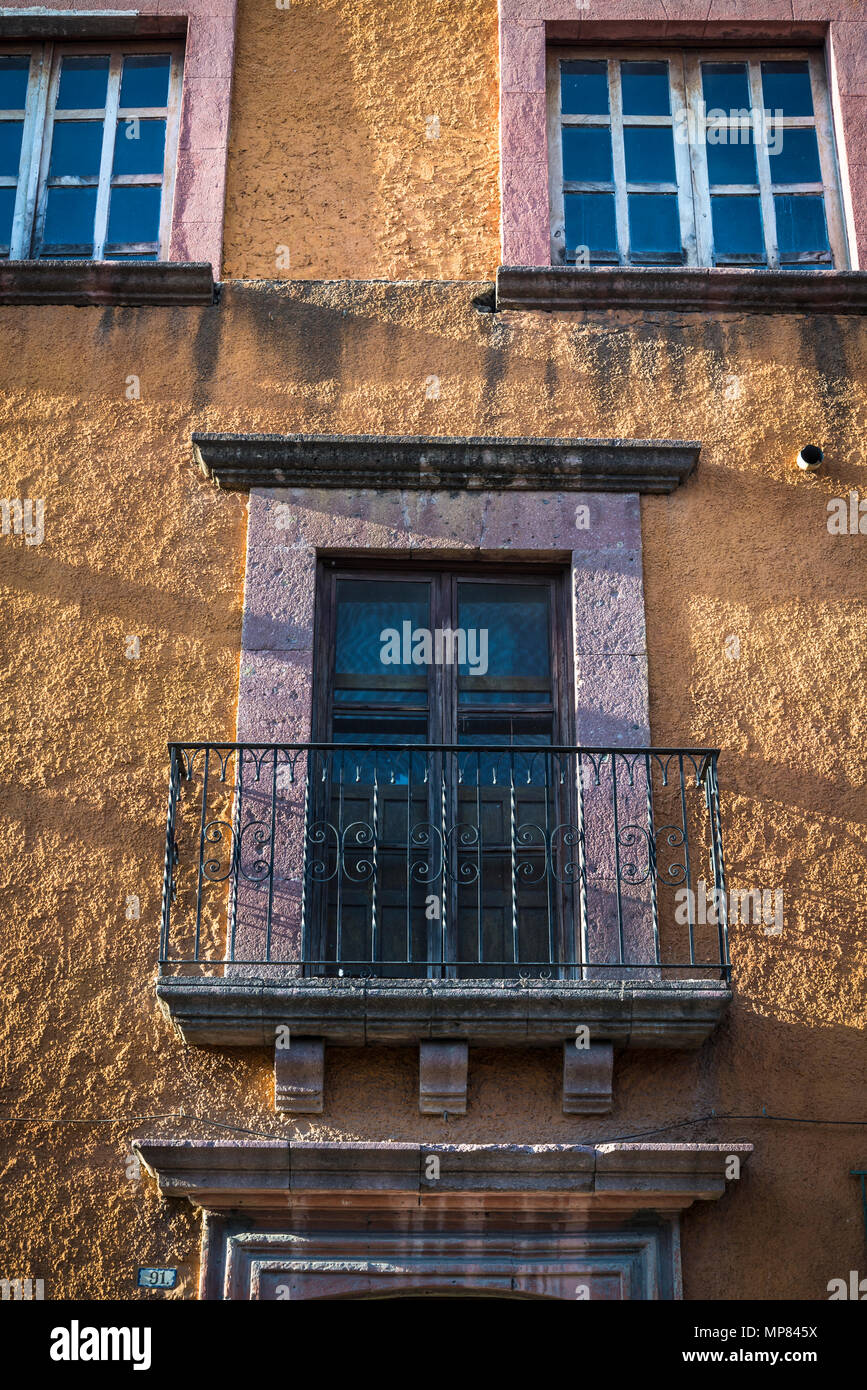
[1,281,864,1299]
[1,0,866,1303]
[221,0,501,281]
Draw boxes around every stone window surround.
[0,0,238,282]
[157,432,733,1118]
[499,3,867,274]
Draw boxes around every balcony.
[156,742,733,1113]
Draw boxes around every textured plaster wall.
[0,280,865,1300]
[220,0,501,280]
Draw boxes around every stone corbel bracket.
[158,977,731,1117]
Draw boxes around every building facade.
[0,0,865,1302]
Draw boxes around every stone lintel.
[274,1037,325,1114]
[496,266,867,316]
[419,1041,468,1115]
[0,15,185,39]
[563,1041,614,1114]
[134,1139,754,1214]
[192,432,699,493]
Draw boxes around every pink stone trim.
[499,2,867,270]
[9,0,238,276]
[237,488,650,750]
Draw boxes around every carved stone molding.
[135,1138,753,1213]
[0,260,215,306]
[157,976,731,1050]
[192,432,699,493]
[496,266,867,316]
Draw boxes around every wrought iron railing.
[160,743,730,980]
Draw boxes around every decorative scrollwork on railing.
[408,822,444,884]
[304,820,339,883]
[341,821,376,884]
[514,822,548,885]
[654,825,688,886]
[549,823,582,884]
[237,817,273,883]
[447,821,481,884]
[616,823,653,885]
[201,819,236,883]
[161,741,728,978]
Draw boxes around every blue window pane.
[113,118,166,175]
[701,62,751,114]
[561,60,609,116]
[334,579,430,707]
[0,55,30,109]
[562,126,612,183]
[624,126,675,183]
[41,185,97,249]
[711,195,764,258]
[56,56,109,110]
[0,120,23,177]
[768,127,821,185]
[104,250,158,261]
[107,185,162,245]
[761,61,814,118]
[564,192,617,260]
[457,584,551,685]
[628,193,681,257]
[706,128,758,185]
[775,195,829,258]
[49,121,104,177]
[621,61,670,116]
[119,54,171,108]
[0,185,16,249]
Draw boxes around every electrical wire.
[1,1110,866,1145]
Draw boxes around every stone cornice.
[0,14,184,39]
[0,260,216,307]
[134,1138,753,1212]
[496,266,867,315]
[156,976,731,1049]
[191,432,700,493]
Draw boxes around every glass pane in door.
[320,578,433,976]
[455,582,559,977]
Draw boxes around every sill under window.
[0,259,215,307]
[496,265,867,315]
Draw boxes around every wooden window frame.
[0,39,183,261]
[312,558,574,747]
[547,46,849,271]
[307,558,577,980]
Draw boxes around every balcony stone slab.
[156,975,731,1050]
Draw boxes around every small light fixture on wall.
[796,444,824,471]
